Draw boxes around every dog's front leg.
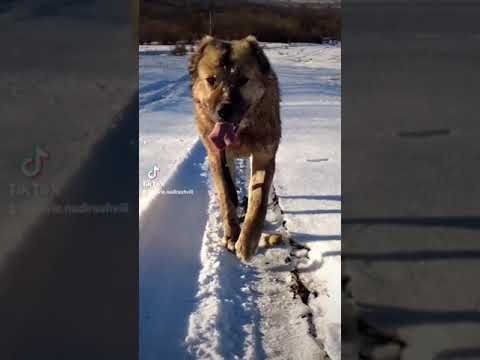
[235,152,275,262]
[208,151,240,252]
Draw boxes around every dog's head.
[189,35,273,125]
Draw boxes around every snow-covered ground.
[139,46,198,214]
[139,42,341,360]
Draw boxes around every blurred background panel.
[342,1,480,358]
[0,1,138,359]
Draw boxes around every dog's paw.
[222,222,240,253]
[221,236,237,253]
[235,239,256,262]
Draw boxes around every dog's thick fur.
[189,35,281,261]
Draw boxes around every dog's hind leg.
[235,152,275,261]
[208,151,240,252]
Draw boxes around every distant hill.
[140,0,340,44]
[154,0,340,7]
[247,0,340,7]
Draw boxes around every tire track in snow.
[140,141,210,360]
[186,159,267,360]
[139,74,191,111]
[139,59,196,216]
[186,159,327,360]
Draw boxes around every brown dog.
[188,35,281,261]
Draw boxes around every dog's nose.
[218,103,233,120]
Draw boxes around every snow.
[139,42,340,359]
[271,44,341,359]
[139,47,198,215]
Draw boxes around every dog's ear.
[245,35,271,75]
[188,35,214,78]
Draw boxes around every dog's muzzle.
[217,103,233,121]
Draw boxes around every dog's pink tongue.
[209,122,238,150]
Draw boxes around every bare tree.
[207,0,214,35]
[209,10,213,35]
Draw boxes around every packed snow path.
[139,43,341,360]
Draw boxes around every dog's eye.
[236,76,249,87]
[206,76,216,86]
